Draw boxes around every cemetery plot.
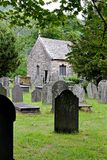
[14,103,40,113]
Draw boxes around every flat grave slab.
[14,103,40,113]
[20,85,30,92]
[79,103,92,112]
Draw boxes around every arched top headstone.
[98,80,107,103]
[0,95,16,122]
[51,80,68,112]
[52,80,68,96]
[55,89,79,133]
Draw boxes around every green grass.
[14,92,107,160]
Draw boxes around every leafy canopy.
[67,1,107,83]
[0,24,20,77]
[0,0,82,27]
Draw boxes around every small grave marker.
[12,85,23,102]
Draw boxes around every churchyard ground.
[14,92,107,160]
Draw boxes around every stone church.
[27,36,73,86]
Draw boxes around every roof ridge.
[39,36,71,43]
[38,37,52,59]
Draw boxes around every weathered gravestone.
[42,82,54,104]
[73,84,85,102]
[54,90,79,133]
[98,80,107,103]
[0,77,10,96]
[12,85,23,102]
[31,86,42,102]
[0,95,16,160]
[14,75,20,85]
[86,82,98,99]
[0,83,7,96]
[51,80,68,112]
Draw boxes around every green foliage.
[0,23,20,77]
[40,17,82,41]
[64,76,80,84]
[15,26,39,55]
[67,1,107,82]
[9,54,27,77]
[0,0,82,27]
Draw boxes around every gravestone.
[0,77,10,96]
[20,85,30,92]
[73,84,85,102]
[0,83,7,96]
[14,75,20,85]
[0,95,16,160]
[12,85,23,102]
[51,80,68,112]
[98,80,107,103]
[31,86,42,102]
[55,90,79,133]
[14,103,40,113]
[86,82,98,99]
[42,82,54,104]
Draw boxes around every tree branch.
[91,0,107,43]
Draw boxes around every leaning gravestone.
[86,82,98,99]
[31,86,42,102]
[0,95,16,160]
[0,83,7,96]
[73,84,85,102]
[42,82,54,104]
[12,85,23,102]
[98,80,107,103]
[55,90,79,133]
[51,80,68,112]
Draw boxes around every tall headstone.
[31,86,42,102]
[55,90,79,133]
[0,95,16,160]
[0,83,7,96]
[12,85,23,102]
[73,84,85,102]
[42,82,54,104]
[86,82,98,99]
[98,80,107,103]
[51,81,68,112]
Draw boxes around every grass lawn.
[14,92,107,160]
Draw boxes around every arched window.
[37,65,39,76]
[59,64,66,75]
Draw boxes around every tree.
[0,0,64,27]
[41,17,82,41]
[0,24,20,77]
[67,2,107,84]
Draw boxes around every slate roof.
[39,37,72,60]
